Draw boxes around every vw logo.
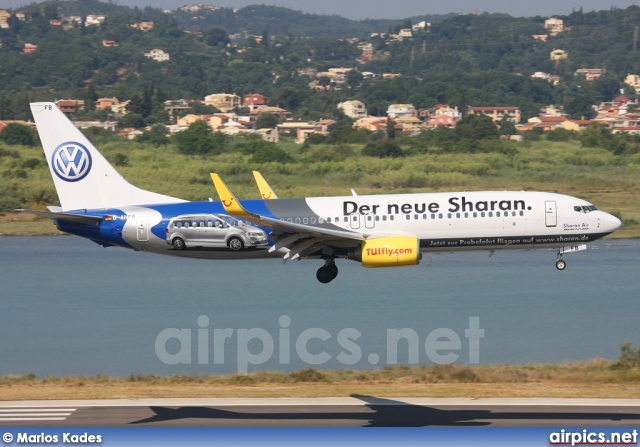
[51,142,92,182]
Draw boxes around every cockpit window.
[574,205,598,213]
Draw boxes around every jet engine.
[348,236,420,267]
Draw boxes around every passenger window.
[406,215,411,220]
[464,213,469,218]
[295,218,301,224]
[473,212,477,218]
[367,215,372,221]
[431,214,436,219]
[496,212,500,217]
[423,214,427,219]
[390,215,395,221]
[512,211,516,217]
[303,218,308,224]
[438,214,443,219]
[481,212,485,218]
[383,216,387,221]
[456,213,461,218]
[488,212,493,218]
[375,215,380,221]
[311,218,316,224]
[287,218,293,223]
[344,217,348,223]
[519,211,524,216]
[327,218,331,223]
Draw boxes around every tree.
[578,123,612,148]
[0,123,36,146]
[454,114,499,141]
[250,144,293,163]
[206,27,230,47]
[173,121,226,155]
[362,139,404,158]
[256,112,279,129]
[498,115,517,136]
[565,92,596,120]
[346,70,363,89]
[136,125,169,146]
[85,84,97,112]
[118,113,146,129]
[386,118,396,139]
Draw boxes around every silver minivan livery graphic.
[166,214,268,251]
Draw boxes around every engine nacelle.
[348,236,420,268]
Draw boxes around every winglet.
[252,171,278,200]
[210,173,254,218]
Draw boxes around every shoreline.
[2,362,640,400]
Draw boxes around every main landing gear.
[316,259,339,284]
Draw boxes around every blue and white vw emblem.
[51,142,92,182]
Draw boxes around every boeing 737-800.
[24,102,622,283]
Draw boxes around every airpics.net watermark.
[155,316,484,373]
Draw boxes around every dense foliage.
[1,2,640,124]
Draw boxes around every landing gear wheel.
[556,259,566,271]
[328,263,338,278]
[172,237,186,250]
[316,263,339,284]
[227,236,244,251]
[316,267,334,284]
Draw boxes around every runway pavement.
[1,397,639,427]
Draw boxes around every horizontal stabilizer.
[17,209,103,224]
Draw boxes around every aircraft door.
[350,212,361,230]
[364,212,375,229]
[545,201,557,227]
[137,216,150,241]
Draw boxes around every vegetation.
[2,345,640,399]
[0,129,639,237]
[2,2,640,124]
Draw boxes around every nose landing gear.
[316,259,339,283]
[556,248,567,270]
[555,243,587,271]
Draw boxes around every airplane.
[24,102,622,283]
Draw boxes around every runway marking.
[0,408,76,422]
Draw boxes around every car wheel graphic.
[227,236,244,251]
[172,237,186,250]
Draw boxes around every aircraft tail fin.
[30,102,186,211]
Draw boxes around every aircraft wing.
[252,171,278,200]
[17,209,104,224]
[210,173,365,241]
[210,174,366,261]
